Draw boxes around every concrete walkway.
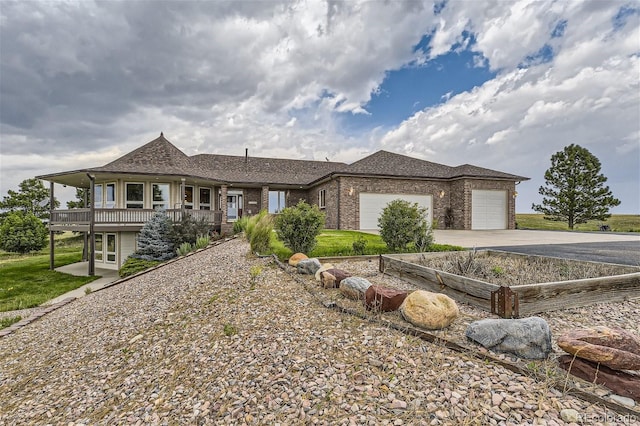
[45,263,120,306]
[432,229,639,248]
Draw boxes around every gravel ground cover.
[0,239,638,425]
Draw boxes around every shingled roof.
[191,154,347,185]
[89,133,211,179]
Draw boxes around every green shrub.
[176,242,193,256]
[170,213,212,247]
[249,213,273,254]
[275,200,325,254]
[378,199,431,252]
[119,257,162,278]
[233,216,249,234]
[0,211,47,254]
[194,235,210,250]
[352,235,368,255]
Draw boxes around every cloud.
[1,0,638,213]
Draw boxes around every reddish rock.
[320,269,351,288]
[558,355,640,402]
[364,285,408,312]
[557,326,640,370]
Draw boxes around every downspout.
[87,173,95,276]
[49,182,55,270]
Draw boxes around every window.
[95,233,103,262]
[184,186,194,209]
[152,183,170,210]
[199,188,211,210]
[268,190,286,214]
[318,189,326,209]
[93,184,103,208]
[106,233,116,263]
[126,183,144,209]
[105,183,116,208]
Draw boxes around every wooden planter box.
[379,251,640,318]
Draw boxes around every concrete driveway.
[431,229,640,266]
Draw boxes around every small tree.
[131,209,174,261]
[275,200,325,254]
[532,144,621,229]
[66,188,88,209]
[378,199,431,252]
[0,178,59,220]
[0,211,48,254]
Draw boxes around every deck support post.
[49,182,55,270]
[87,174,95,276]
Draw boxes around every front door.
[227,195,238,221]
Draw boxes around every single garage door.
[472,190,507,230]
[359,193,432,230]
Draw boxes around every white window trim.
[105,233,116,264]
[318,189,326,209]
[152,183,170,210]
[94,184,103,209]
[95,233,103,262]
[105,182,116,208]
[125,182,145,209]
[199,187,211,210]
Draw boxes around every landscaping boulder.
[558,355,640,402]
[288,253,308,267]
[465,316,552,359]
[399,290,458,330]
[320,268,352,289]
[314,263,334,281]
[364,285,408,312]
[339,277,372,300]
[296,258,322,275]
[557,326,640,370]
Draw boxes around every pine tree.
[532,144,620,229]
[131,209,175,261]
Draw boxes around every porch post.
[87,174,95,276]
[180,178,186,214]
[220,185,228,224]
[49,182,55,270]
[261,185,269,213]
[82,187,88,261]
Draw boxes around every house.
[38,133,528,272]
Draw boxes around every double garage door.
[471,190,507,230]
[359,193,432,230]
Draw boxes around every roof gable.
[346,150,453,179]
[90,133,209,178]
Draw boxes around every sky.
[1,0,639,214]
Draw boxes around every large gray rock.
[465,316,552,359]
[296,258,322,275]
[339,277,372,300]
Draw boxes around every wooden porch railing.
[50,208,223,227]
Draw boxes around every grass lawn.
[270,230,463,260]
[516,214,640,232]
[0,233,99,313]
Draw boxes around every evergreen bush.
[275,200,325,254]
[131,209,175,261]
[119,257,161,278]
[0,211,47,254]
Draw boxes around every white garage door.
[472,190,507,230]
[359,193,432,230]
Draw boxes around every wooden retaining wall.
[379,251,640,317]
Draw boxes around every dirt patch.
[414,250,640,286]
